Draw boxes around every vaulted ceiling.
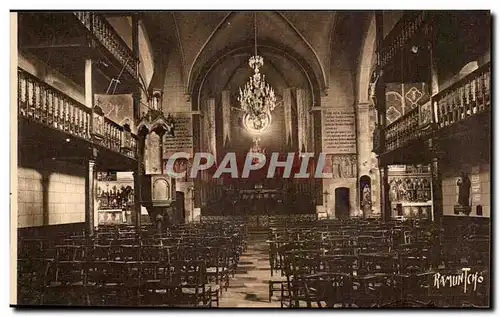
[141,11,375,104]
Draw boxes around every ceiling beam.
[187,11,234,90]
[276,11,328,90]
[194,43,318,113]
[171,12,186,86]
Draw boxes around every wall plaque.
[471,166,481,203]
[321,107,356,154]
[163,113,193,158]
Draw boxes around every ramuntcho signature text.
[433,268,484,293]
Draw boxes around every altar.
[98,209,132,225]
[235,189,282,213]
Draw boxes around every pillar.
[133,170,142,230]
[311,106,323,214]
[85,159,96,236]
[132,13,142,231]
[381,165,391,222]
[431,156,443,224]
[356,102,371,216]
[431,155,443,266]
[85,59,93,109]
[192,112,202,212]
[374,11,388,221]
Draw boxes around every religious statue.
[421,207,429,219]
[457,172,471,206]
[351,155,358,177]
[340,156,351,178]
[362,184,371,204]
[389,180,398,202]
[329,156,337,178]
[362,184,372,216]
[368,70,380,102]
[397,179,406,202]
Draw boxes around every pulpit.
[137,107,181,232]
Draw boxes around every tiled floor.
[218,237,282,308]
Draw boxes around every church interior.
[13,10,491,308]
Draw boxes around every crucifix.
[323,190,330,219]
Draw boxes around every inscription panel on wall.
[163,113,194,158]
[471,166,481,203]
[321,107,356,154]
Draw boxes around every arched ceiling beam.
[191,42,321,113]
[187,11,326,97]
[171,12,187,86]
[276,11,328,90]
[357,12,376,104]
[218,52,295,93]
[186,11,234,93]
[326,12,339,91]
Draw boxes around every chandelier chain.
[238,11,276,134]
[254,11,257,57]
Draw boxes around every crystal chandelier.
[238,12,276,133]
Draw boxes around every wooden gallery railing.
[380,11,432,68]
[384,107,420,153]
[18,68,137,159]
[381,62,491,154]
[433,62,491,129]
[74,11,139,80]
[18,68,91,140]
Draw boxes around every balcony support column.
[428,138,443,224]
[429,142,443,267]
[85,150,98,236]
[131,13,142,231]
[380,165,391,222]
[355,102,372,217]
[132,13,140,79]
[374,11,389,220]
[85,59,94,138]
[133,169,142,231]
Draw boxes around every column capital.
[355,102,372,109]
[91,146,99,159]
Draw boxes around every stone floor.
[218,237,283,308]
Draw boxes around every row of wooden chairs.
[266,219,489,308]
[17,222,248,307]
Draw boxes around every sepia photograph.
[10,8,491,308]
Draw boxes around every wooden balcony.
[17,68,138,162]
[384,107,421,153]
[73,12,138,81]
[433,62,491,130]
[376,62,491,165]
[380,11,432,69]
[377,107,433,165]
[18,12,139,95]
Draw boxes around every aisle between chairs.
[219,239,281,308]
